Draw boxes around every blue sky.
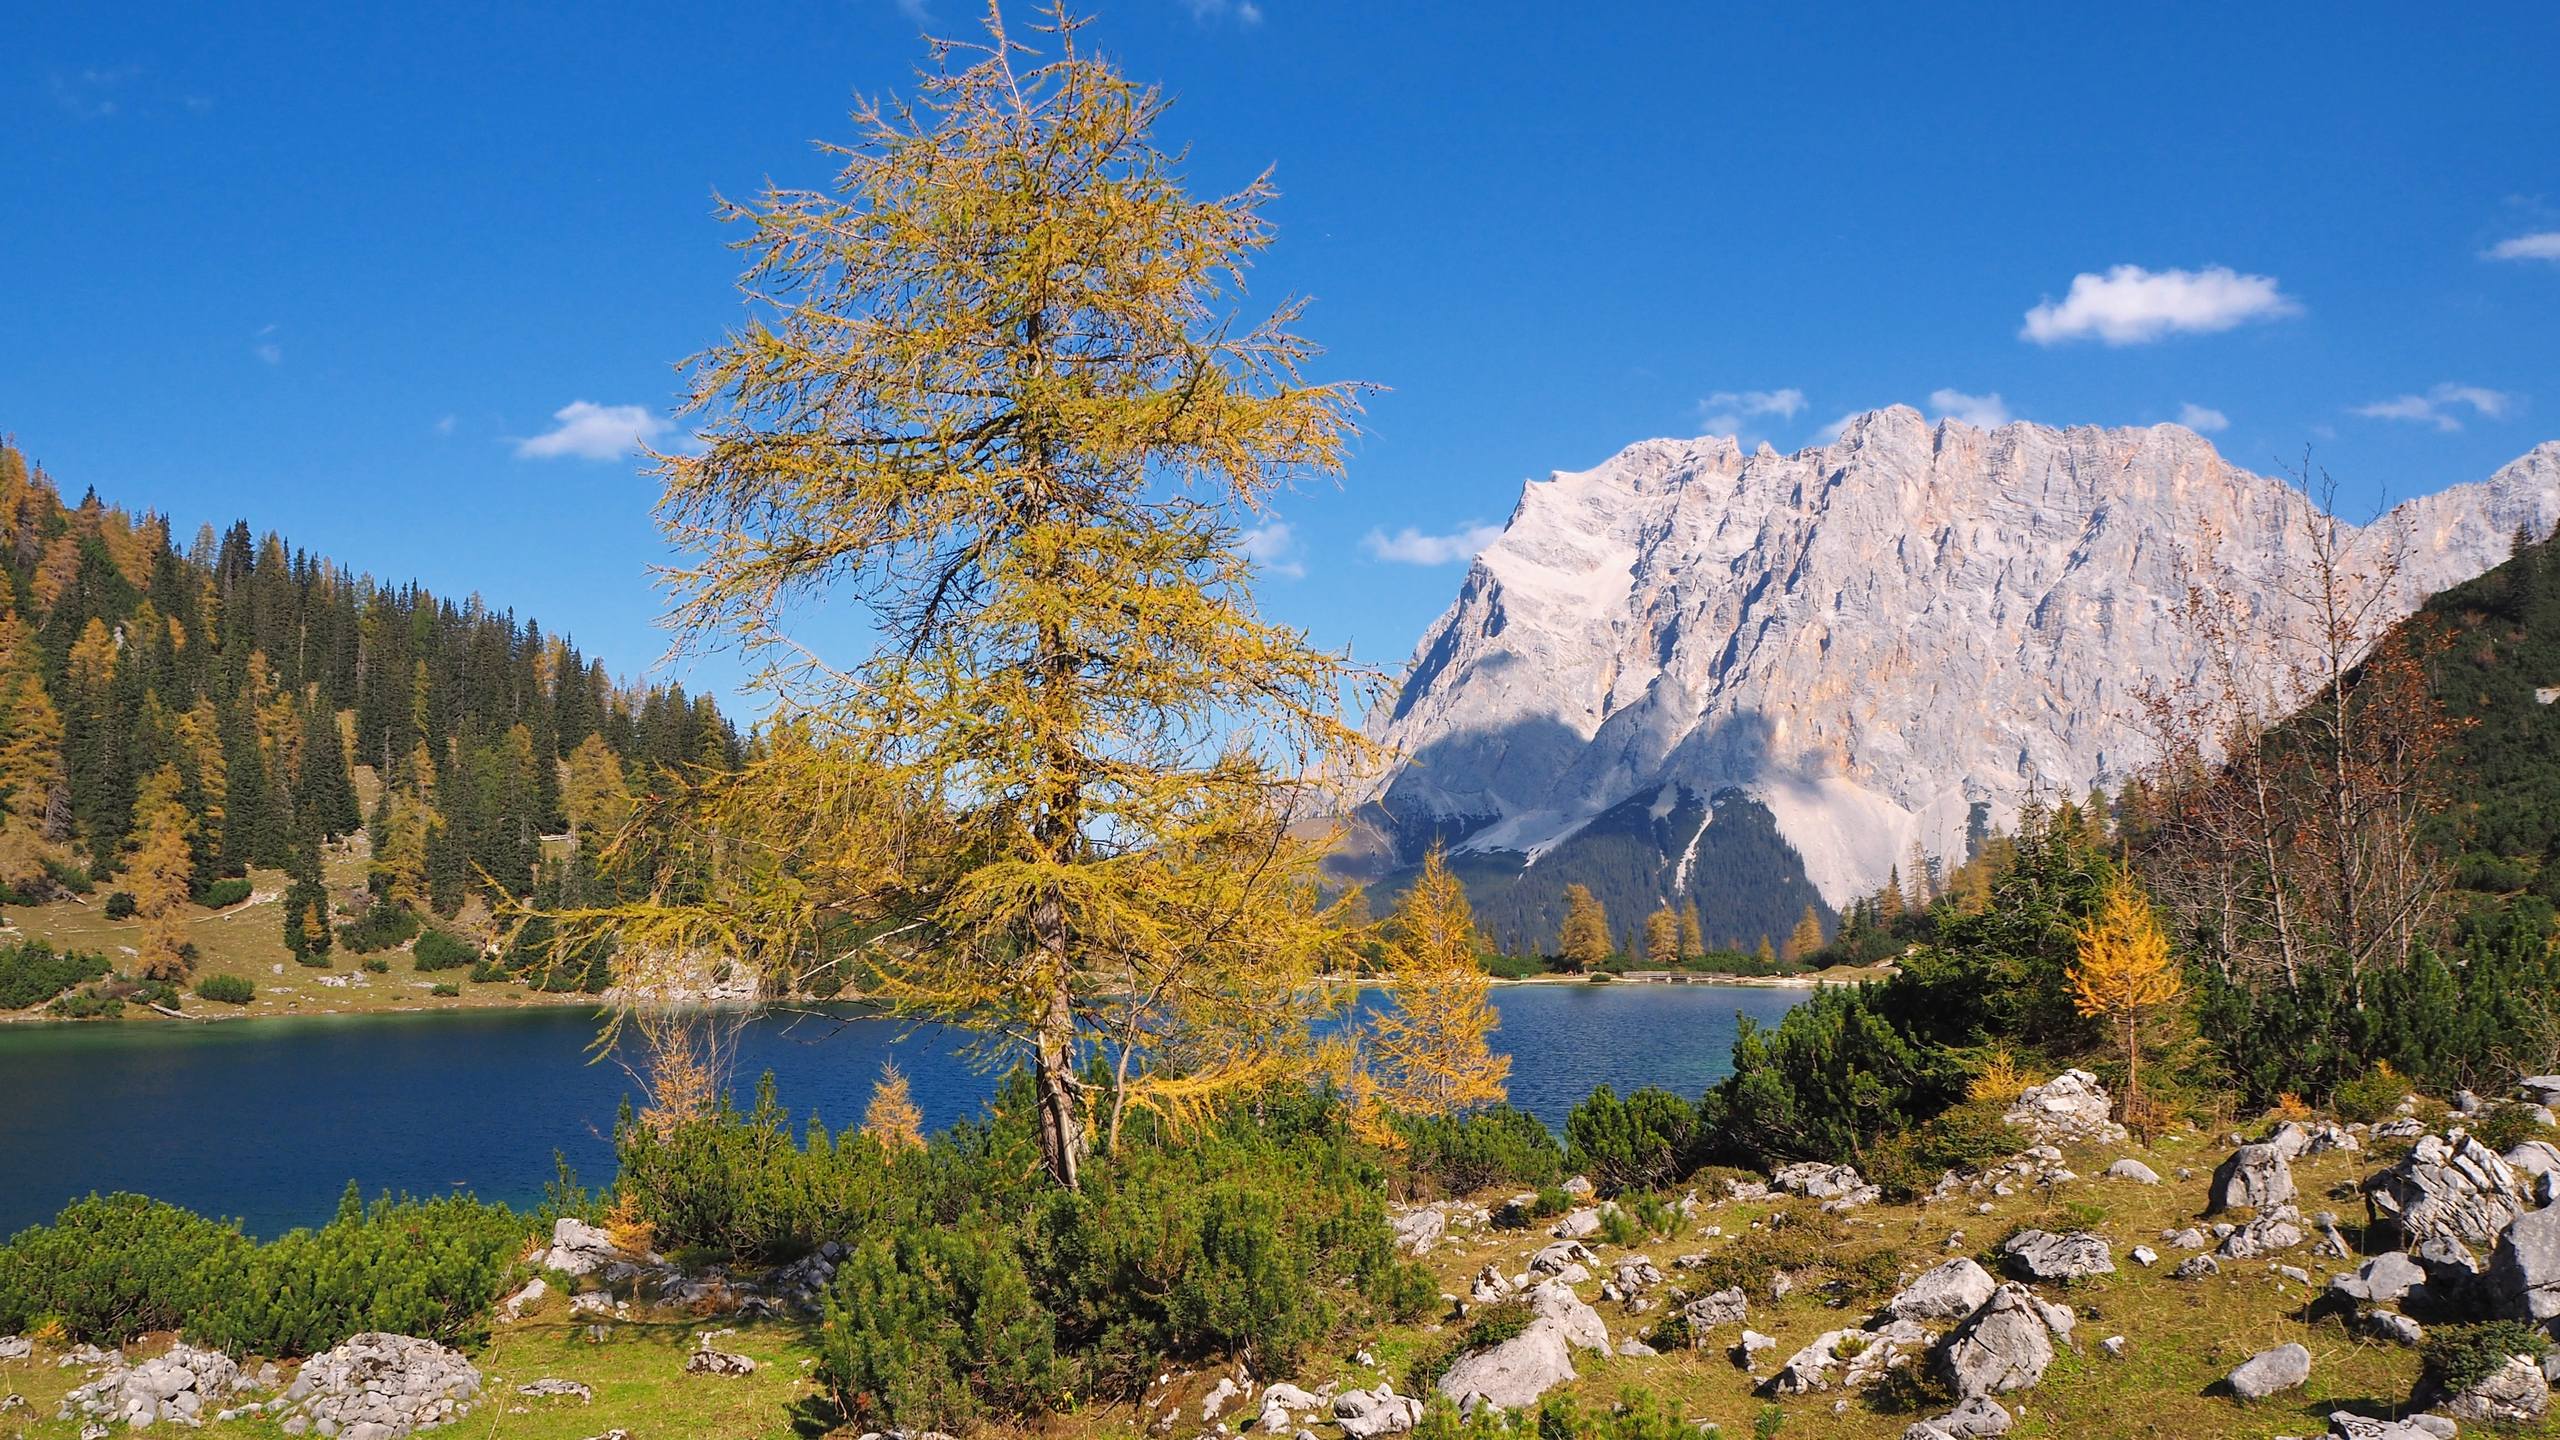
[7,3,2557,708]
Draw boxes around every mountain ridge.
[1346,405,2560,924]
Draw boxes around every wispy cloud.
[252,323,283,366]
[1242,521,1305,579]
[2021,264,2299,346]
[2351,383,2517,433]
[1180,0,1264,22]
[1697,387,1806,440]
[2487,231,2560,263]
[49,65,139,120]
[2176,402,2230,434]
[888,0,930,21]
[1363,522,1503,566]
[434,415,459,437]
[513,401,669,460]
[1928,388,2014,429]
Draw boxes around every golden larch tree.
[547,5,1369,1189]
[1364,845,1508,1123]
[1783,904,1825,964]
[1642,906,1679,969]
[861,1059,927,1152]
[2069,877,2186,1121]
[1558,884,1611,972]
[1677,901,1705,961]
[129,764,196,982]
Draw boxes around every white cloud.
[2351,382,2517,433]
[1697,387,1807,438]
[514,401,670,461]
[2487,231,2560,263]
[889,0,929,20]
[49,65,139,121]
[1363,522,1504,566]
[2176,402,2230,433]
[1181,0,1263,22]
[1928,388,2014,429]
[252,322,282,366]
[434,414,458,437]
[1241,521,1305,579]
[2021,264,2300,346]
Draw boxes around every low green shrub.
[0,1194,249,1341]
[103,891,138,920]
[2333,1063,2408,1125]
[1596,1205,1643,1248]
[1564,1085,1697,1194]
[195,974,256,1005]
[2421,1320,2552,1394]
[2467,1102,2547,1155]
[818,1220,1059,1434]
[0,940,111,1010]
[337,900,421,954]
[193,877,253,910]
[47,986,124,1019]
[361,955,389,974]
[187,1186,531,1356]
[430,982,460,998]
[468,959,511,984]
[412,929,476,972]
[1390,1105,1562,1198]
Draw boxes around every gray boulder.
[2440,1352,2550,1424]
[1526,1280,1611,1353]
[0,1337,27,1362]
[2329,1251,2429,1306]
[2520,1076,2560,1108]
[1435,1327,1577,1416]
[2104,1158,2160,1185]
[2491,1204,2560,1325]
[1902,1395,2014,1439]
[2218,1208,2306,1259]
[1335,1385,1423,1437]
[1936,1284,2062,1398]
[2172,1254,2221,1280]
[1388,1206,1446,1256]
[1772,1161,1880,1209]
[1763,1320,1928,1397]
[2326,1413,2458,1440]
[2369,1132,2528,1248]
[2226,1342,2312,1400]
[1677,1286,1750,1338]
[2209,1143,2297,1213]
[2355,1308,2425,1345]
[1549,1208,1602,1240]
[539,1217,631,1277]
[2003,1069,2124,1143]
[2000,1229,2114,1282]
[276,1334,480,1438]
[1886,1258,1998,1322]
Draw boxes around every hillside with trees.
[0,437,735,1006]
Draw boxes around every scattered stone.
[2219,1208,2307,1259]
[1772,1162,1880,1210]
[1335,1385,1422,1435]
[1561,1176,1595,1198]
[2276,1264,2313,1286]
[1885,1258,1997,1322]
[2100,1335,2128,1359]
[277,1333,481,1438]
[1468,1264,1516,1305]
[1734,1330,1776,1369]
[2129,1245,2159,1268]
[1525,1281,1611,1354]
[1764,1321,1927,1396]
[1550,1208,1602,1241]
[57,1344,250,1431]
[498,1277,549,1322]
[2506,1141,2560,1206]
[2325,1412,2458,1440]
[1603,1256,1663,1301]
[1529,1241,1595,1276]
[1903,1394,2013,1439]
[541,1218,640,1277]
[1999,1229,2114,1282]
[1613,1338,1657,1358]
[2440,1352,2551,1424]
[2492,1200,2560,1324]
[2003,1069,2124,1143]
[2227,1342,2312,1400]
[0,1337,27,1362]
[517,1379,592,1403]
[2165,1227,2208,1251]
[2209,1143,2297,1213]
[683,1332,755,1378]
[1389,1206,1447,1256]
[1677,1287,1750,1339]
[2330,1252,2429,1306]
[1937,1284,2063,1398]
[2355,1308,2425,1345]
[2173,1255,2221,1281]
[1200,1376,1246,1423]
[2369,1132,2529,1248]
[2105,1159,2160,1185]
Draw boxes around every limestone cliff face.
[1363,406,2560,906]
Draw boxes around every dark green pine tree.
[292,699,361,839]
[425,803,467,917]
[281,831,333,961]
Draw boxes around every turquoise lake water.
[0,982,1805,1236]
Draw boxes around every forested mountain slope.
[0,436,733,981]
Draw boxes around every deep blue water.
[0,983,1804,1237]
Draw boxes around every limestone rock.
[57,1344,249,1431]
[2227,1342,2312,1400]
[2326,1414,2458,1440]
[1677,1287,1749,1340]
[1903,1395,2014,1439]
[2330,1252,2429,1306]
[2104,1159,2160,1185]
[1999,1229,2114,1282]
[2209,1143,2296,1213]
[1434,1327,1577,1416]
[1772,1162,1880,1209]
[684,1332,755,1378]
[1334,1385,1423,1437]
[1937,1285,2063,1398]
[1885,1258,1997,1322]
[2490,1203,2560,1325]
[2440,1352,2550,1424]
[1526,1281,1611,1353]
[2369,1132,2529,1248]
[2004,1071,2123,1144]
[276,1334,480,1438]
[1388,1207,1446,1256]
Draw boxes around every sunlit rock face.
[1361,406,2560,907]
